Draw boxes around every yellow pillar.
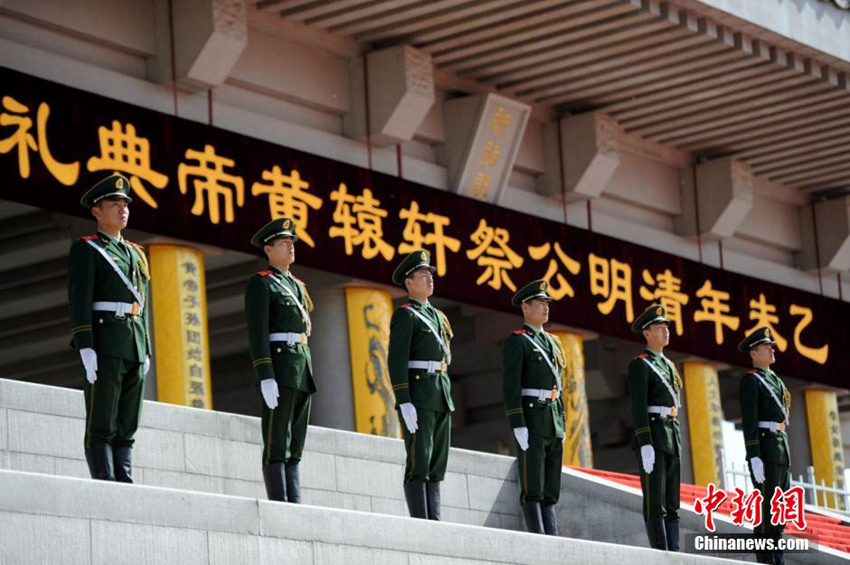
[683,362,724,487]
[149,245,213,409]
[553,332,593,468]
[805,389,845,508]
[344,288,401,438]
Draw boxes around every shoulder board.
[636,353,649,360]
[292,275,307,286]
[512,329,531,336]
[126,241,144,250]
[257,270,273,277]
[399,303,412,309]
[747,370,759,375]
[80,235,98,241]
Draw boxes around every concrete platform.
[0,469,743,565]
[0,378,841,563]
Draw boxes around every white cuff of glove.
[640,444,656,474]
[400,402,418,434]
[260,378,279,409]
[513,426,529,451]
[750,456,766,484]
[143,356,151,376]
[80,348,98,384]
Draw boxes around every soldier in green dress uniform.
[245,217,316,503]
[502,279,567,535]
[388,250,454,520]
[68,173,152,483]
[628,304,683,551]
[739,326,791,565]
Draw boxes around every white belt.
[92,301,141,317]
[648,405,678,418]
[758,421,786,432]
[408,360,447,373]
[269,332,308,345]
[521,388,559,402]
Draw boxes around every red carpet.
[568,466,850,554]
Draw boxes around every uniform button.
[528,403,533,407]
[98,318,103,324]
[415,375,420,380]
[762,432,765,436]
[276,348,281,353]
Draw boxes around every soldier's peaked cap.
[251,217,299,247]
[392,249,435,286]
[738,326,777,353]
[80,173,133,208]
[511,279,553,307]
[631,304,672,333]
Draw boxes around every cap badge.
[116,177,124,189]
[765,328,771,338]
[283,219,291,229]
[540,281,547,291]
[656,306,663,316]
[420,251,427,261]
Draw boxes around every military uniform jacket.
[388,299,454,412]
[245,266,315,392]
[68,232,151,362]
[629,349,681,456]
[502,325,566,440]
[740,367,790,466]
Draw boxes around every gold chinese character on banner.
[466,219,524,291]
[746,293,787,351]
[470,172,491,200]
[639,269,689,336]
[588,253,634,322]
[0,96,79,185]
[87,120,168,208]
[177,145,245,224]
[693,280,740,345]
[528,242,581,300]
[480,140,502,166]
[251,166,323,247]
[789,304,829,364]
[398,201,460,276]
[329,183,395,261]
[491,107,512,134]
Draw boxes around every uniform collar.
[97,230,124,244]
[408,297,429,309]
[524,323,543,336]
[268,265,292,278]
[644,347,662,359]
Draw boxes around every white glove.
[641,444,655,474]
[750,457,766,484]
[80,348,98,384]
[400,402,418,434]
[260,378,279,409]
[143,356,151,376]
[513,426,530,451]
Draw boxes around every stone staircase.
[0,378,838,564]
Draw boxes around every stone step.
[0,468,739,565]
[0,378,835,563]
[0,378,521,530]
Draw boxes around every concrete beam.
[676,158,754,241]
[796,196,850,273]
[148,0,248,92]
[344,45,435,147]
[441,93,531,204]
[538,113,621,201]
